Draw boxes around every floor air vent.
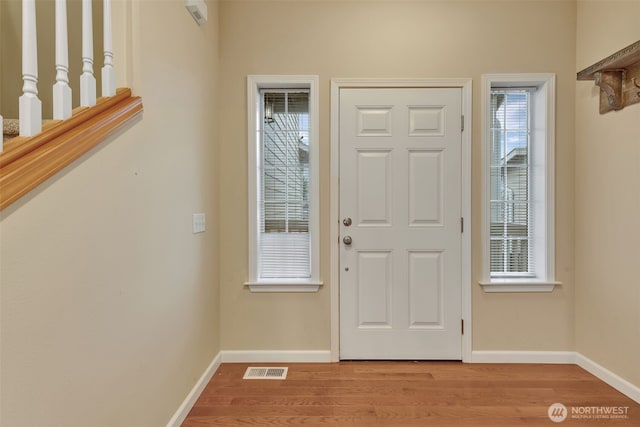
[243,367,288,380]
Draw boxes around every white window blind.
[258,90,311,279]
[490,89,532,277]
[481,73,557,292]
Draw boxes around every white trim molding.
[471,351,640,404]
[471,350,576,364]
[244,281,323,293]
[480,73,559,293]
[221,350,332,363]
[478,281,561,293]
[330,78,473,362]
[166,352,222,427]
[576,353,640,404]
[246,75,321,292]
[167,349,640,425]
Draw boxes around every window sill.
[479,280,561,293]
[244,281,324,293]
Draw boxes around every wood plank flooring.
[182,362,640,426]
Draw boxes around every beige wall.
[218,1,576,352]
[0,1,220,426]
[8,0,640,424]
[575,1,640,388]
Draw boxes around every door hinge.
[460,217,464,233]
[461,115,464,132]
[461,319,464,335]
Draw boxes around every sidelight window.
[246,76,321,292]
[481,74,559,292]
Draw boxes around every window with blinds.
[481,73,556,291]
[490,89,532,277]
[258,90,311,279]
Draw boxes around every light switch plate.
[192,213,205,233]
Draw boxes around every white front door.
[339,87,463,360]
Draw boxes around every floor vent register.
[243,367,288,380]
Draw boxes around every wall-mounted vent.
[185,0,207,26]
[243,367,288,380]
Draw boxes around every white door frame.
[330,78,472,362]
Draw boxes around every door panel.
[339,87,462,360]
[357,251,393,328]
[356,150,392,225]
[408,250,443,328]
[408,150,443,226]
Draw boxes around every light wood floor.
[182,362,639,426]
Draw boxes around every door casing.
[329,78,473,362]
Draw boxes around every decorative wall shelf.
[577,40,640,114]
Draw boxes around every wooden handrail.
[0,88,143,211]
[1,88,134,168]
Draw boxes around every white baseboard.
[575,353,640,404]
[166,349,329,425]
[470,350,640,404]
[221,350,332,363]
[166,352,222,427]
[470,350,576,364]
[167,349,639,425]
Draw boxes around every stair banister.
[102,0,116,97]
[80,0,96,107]
[2,0,144,210]
[53,0,72,120]
[19,0,42,137]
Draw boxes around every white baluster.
[53,0,72,120]
[80,0,96,107]
[102,0,115,97]
[19,0,42,136]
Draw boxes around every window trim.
[480,73,560,293]
[246,75,321,293]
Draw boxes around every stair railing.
[2,0,115,150]
[0,0,143,212]
[19,0,42,137]
[53,0,72,121]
